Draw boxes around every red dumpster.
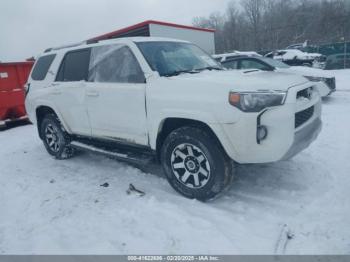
[0,61,34,128]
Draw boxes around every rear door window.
[240,59,270,70]
[88,44,145,83]
[56,49,91,82]
[31,54,56,81]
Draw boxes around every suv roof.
[43,37,190,55]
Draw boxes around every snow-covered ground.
[1,70,350,255]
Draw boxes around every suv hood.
[171,69,309,92]
[277,66,335,78]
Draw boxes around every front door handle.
[86,90,99,97]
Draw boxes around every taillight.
[24,83,31,97]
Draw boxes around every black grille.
[295,106,314,128]
[325,77,336,91]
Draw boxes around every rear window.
[31,54,56,81]
[56,48,91,82]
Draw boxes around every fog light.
[257,125,268,143]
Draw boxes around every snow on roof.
[278,49,322,60]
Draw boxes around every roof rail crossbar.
[43,41,86,53]
[86,39,99,45]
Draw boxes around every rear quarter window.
[223,60,239,69]
[31,54,56,81]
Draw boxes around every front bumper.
[325,77,336,94]
[315,78,336,96]
[281,117,322,160]
[211,83,322,164]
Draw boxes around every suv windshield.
[136,41,222,77]
[260,57,290,69]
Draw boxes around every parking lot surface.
[1,70,349,254]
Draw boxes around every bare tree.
[193,0,350,53]
[241,0,266,50]
[193,12,227,53]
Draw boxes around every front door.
[85,44,148,146]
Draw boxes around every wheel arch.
[155,117,227,161]
[35,105,70,139]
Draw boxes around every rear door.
[85,44,148,146]
[52,48,91,135]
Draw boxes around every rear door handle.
[86,90,99,97]
[47,82,61,95]
[52,89,61,95]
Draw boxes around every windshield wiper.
[163,66,223,77]
[243,69,260,74]
[197,66,223,71]
[163,69,200,77]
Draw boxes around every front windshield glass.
[136,41,222,76]
[260,57,290,69]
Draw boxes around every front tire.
[161,127,234,201]
[40,114,75,160]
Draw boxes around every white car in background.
[265,49,322,67]
[212,51,262,63]
[220,55,336,97]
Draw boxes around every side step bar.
[70,141,156,166]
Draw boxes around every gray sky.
[0,0,232,62]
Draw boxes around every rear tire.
[160,126,234,201]
[0,121,6,130]
[40,114,75,160]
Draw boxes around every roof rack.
[86,39,99,45]
[44,41,86,53]
[43,37,119,53]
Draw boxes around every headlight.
[304,76,327,83]
[229,91,287,112]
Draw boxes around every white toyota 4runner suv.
[25,37,322,200]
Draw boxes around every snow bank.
[0,70,350,254]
